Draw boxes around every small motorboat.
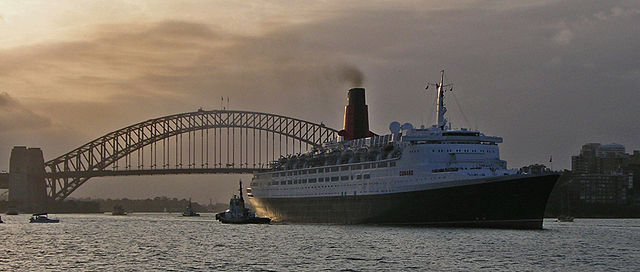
[556,189,574,222]
[215,180,271,224]
[182,198,200,217]
[29,213,60,223]
[557,215,574,222]
[112,205,127,216]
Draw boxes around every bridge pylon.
[9,146,48,212]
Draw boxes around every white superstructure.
[249,71,516,199]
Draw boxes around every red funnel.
[338,88,376,140]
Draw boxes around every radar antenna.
[425,70,453,130]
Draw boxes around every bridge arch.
[44,110,339,200]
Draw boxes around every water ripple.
[1,215,639,271]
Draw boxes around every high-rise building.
[627,151,640,206]
[572,174,632,205]
[570,143,635,207]
[571,143,628,175]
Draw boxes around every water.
[1,214,638,271]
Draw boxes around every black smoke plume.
[339,65,365,86]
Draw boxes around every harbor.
[0,214,638,271]
[1,0,639,271]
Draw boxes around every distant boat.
[112,205,127,216]
[0,215,3,223]
[182,198,200,217]
[215,180,271,224]
[557,215,574,222]
[557,184,574,222]
[29,213,60,223]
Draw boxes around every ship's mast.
[427,70,452,130]
[239,180,243,201]
[436,70,447,129]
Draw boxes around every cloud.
[0,19,382,150]
[553,28,574,45]
[594,11,608,21]
[594,5,640,21]
[0,20,364,106]
[611,6,640,17]
[0,92,52,132]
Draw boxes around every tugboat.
[29,213,60,223]
[215,181,271,224]
[112,205,127,216]
[182,198,200,217]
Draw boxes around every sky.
[1,0,639,203]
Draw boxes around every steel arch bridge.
[44,110,339,201]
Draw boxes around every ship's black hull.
[249,174,559,229]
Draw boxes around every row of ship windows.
[580,195,625,200]
[432,149,496,153]
[259,183,393,196]
[253,174,474,190]
[432,166,486,173]
[255,174,457,191]
[252,174,372,186]
[269,162,396,177]
[255,171,466,187]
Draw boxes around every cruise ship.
[248,71,559,229]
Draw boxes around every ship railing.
[265,157,401,178]
[338,134,396,149]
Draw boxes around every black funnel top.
[347,88,366,106]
